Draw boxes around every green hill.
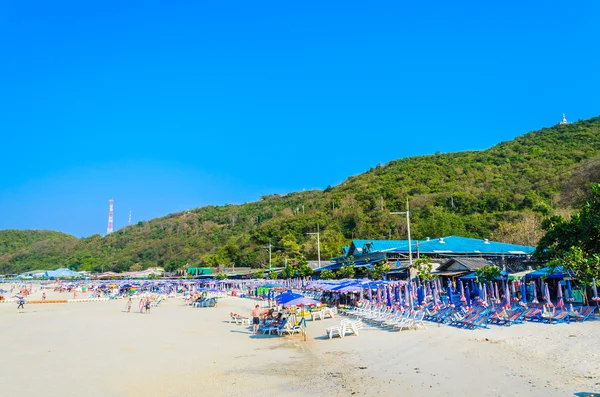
[2,116,600,274]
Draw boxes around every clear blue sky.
[1,1,599,237]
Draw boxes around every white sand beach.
[1,289,599,397]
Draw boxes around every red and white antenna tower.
[107,199,114,235]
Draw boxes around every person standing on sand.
[126,298,132,313]
[139,298,146,314]
[42,292,46,301]
[17,297,25,309]
[145,299,151,314]
[251,305,261,334]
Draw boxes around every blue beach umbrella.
[417,285,425,306]
[394,286,400,304]
[404,285,410,307]
[386,287,392,307]
[276,291,303,304]
[566,279,573,302]
[520,281,527,304]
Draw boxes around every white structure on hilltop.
[559,113,568,125]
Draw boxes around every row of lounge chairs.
[341,300,596,333]
[342,302,427,331]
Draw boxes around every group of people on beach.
[124,297,152,314]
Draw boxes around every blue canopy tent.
[525,266,574,280]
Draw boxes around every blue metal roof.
[341,236,534,261]
[347,239,412,256]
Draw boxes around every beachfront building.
[315,236,536,279]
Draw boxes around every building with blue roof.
[316,235,536,277]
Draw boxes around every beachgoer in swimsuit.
[145,300,151,314]
[42,292,46,301]
[126,298,132,313]
[251,305,261,334]
[17,297,25,309]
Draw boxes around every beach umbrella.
[386,286,392,307]
[276,291,303,304]
[488,282,495,301]
[465,285,471,307]
[593,279,600,302]
[482,283,488,305]
[494,283,501,304]
[566,279,574,302]
[367,287,373,301]
[544,283,553,307]
[417,285,425,307]
[282,297,320,308]
[359,287,364,301]
[557,282,564,308]
[531,280,539,304]
[404,284,410,307]
[520,281,527,305]
[394,285,400,303]
[504,282,511,309]
[432,286,440,309]
[511,281,517,302]
[459,281,466,303]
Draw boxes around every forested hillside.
[1,116,600,274]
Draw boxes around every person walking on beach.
[126,298,132,313]
[139,298,146,314]
[145,299,151,314]
[42,292,46,301]
[251,305,261,334]
[17,297,25,309]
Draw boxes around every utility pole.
[306,225,321,268]
[390,198,412,268]
[264,240,272,269]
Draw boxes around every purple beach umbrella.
[557,282,564,308]
[494,283,501,304]
[282,296,320,308]
[593,279,600,302]
[544,283,553,307]
[531,280,539,303]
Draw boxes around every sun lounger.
[569,306,596,322]
[263,318,288,335]
[322,307,335,319]
[544,308,570,324]
[279,320,302,336]
[326,319,363,339]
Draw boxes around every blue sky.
[1,1,599,237]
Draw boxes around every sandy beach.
[1,286,599,397]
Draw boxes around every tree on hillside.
[536,184,600,301]
[535,184,600,260]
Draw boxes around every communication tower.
[107,200,114,235]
